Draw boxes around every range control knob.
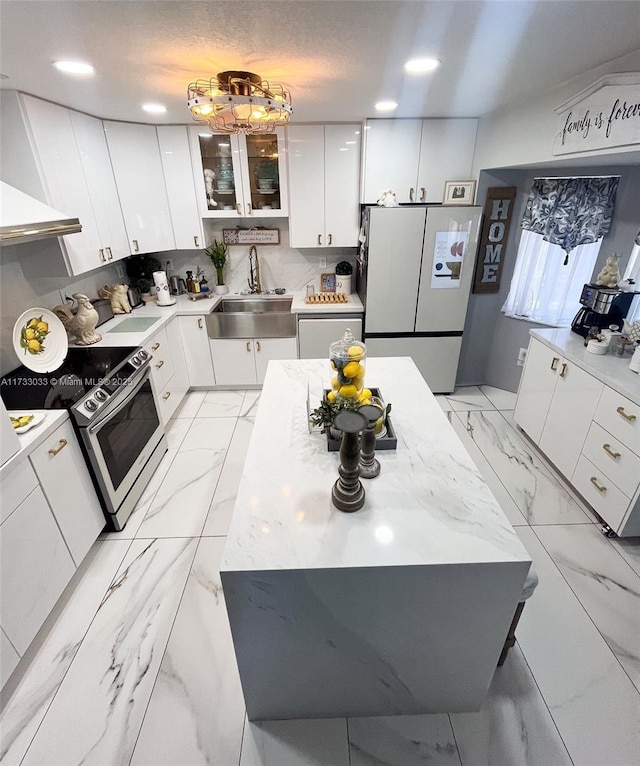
[131,355,141,366]
[85,399,98,412]
[138,349,149,360]
[95,389,108,402]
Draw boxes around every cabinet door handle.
[106,247,113,260]
[317,234,322,245]
[409,187,415,202]
[48,438,68,457]
[198,318,203,329]
[247,203,252,215]
[246,341,251,352]
[590,476,607,493]
[256,341,261,352]
[328,234,332,245]
[420,187,426,202]
[602,443,621,459]
[559,363,568,378]
[99,248,106,263]
[194,236,200,247]
[616,406,637,422]
[162,392,171,400]
[550,357,559,371]
[156,360,164,369]
[133,239,139,252]
[236,203,242,215]
[152,342,160,351]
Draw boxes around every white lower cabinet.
[179,316,216,387]
[210,337,297,385]
[144,320,190,423]
[513,339,560,443]
[29,420,105,566]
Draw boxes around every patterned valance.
[521,177,619,260]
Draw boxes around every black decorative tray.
[324,388,397,452]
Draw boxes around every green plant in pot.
[137,278,152,297]
[205,240,229,295]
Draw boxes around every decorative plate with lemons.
[12,308,68,372]
[9,412,45,434]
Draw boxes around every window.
[623,230,640,322]
[502,230,602,326]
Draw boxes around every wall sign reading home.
[553,73,640,156]
[472,187,516,294]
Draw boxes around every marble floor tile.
[164,416,193,450]
[130,537,245,766]
[349,714,460,766]
[172,390,207,418]
[449,645,572,766]
[445,386,495,412]
[449,412,527,526]
[197,389,246,417]
[515,527,640,766]
[533,524,640,691]
[610,537,640,577]
[241,389,262,417]
[202,417,254,536]
[435,394,454,412]
[135,418,236,538]
[240,717,350,766]
[0,540,131,765]
[20,538,198,766]
[479,385,517,410]
[459,410,591,525]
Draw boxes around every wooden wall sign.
[222,228,280,245]
[472,187,517,294]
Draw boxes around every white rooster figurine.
[53,294,102,346]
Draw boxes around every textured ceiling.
[1,0,639,124]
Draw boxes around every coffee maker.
[571,284,638,337]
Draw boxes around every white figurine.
[53,294,102,346]
[377,189,399,207]
[595,254,621,288]
[99,284,132,314]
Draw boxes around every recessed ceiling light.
[345,141,357,145]
[53,60,95,75]
[404,58,440,74]
[142,103,167,114]
[375,101,398,112]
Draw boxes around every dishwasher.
[297,315,363,359]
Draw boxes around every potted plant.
[137,278,153,300]
[335,260,353,294]
[205,240,229,295]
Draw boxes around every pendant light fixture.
[187,70,293,134]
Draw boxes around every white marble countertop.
[0,410,69,478]
[531,329,640,405]
[222,357,530,573]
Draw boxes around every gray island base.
[221,358,531,720]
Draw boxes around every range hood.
[0,181,82,244]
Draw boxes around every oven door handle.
[87,368,151,435]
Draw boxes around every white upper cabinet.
[157,126,205,249]
[287,124,361,248]
[69,111,131,263]
[104,121,176,254]
[362,118,478,205]
[189,127,288,219]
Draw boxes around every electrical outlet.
[165,259,174,272]
[319,256,327,269]
[517,348,527,367]
[58,289,68,306]
[115,263,124,278]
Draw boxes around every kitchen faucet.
[248,245,262,294]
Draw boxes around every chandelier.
[187,70,293,134]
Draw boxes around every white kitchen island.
[221,357,531,720]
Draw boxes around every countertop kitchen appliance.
[571,283,639,337]
[357,205,482,393]
[0,346,167,530]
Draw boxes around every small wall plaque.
[222,228,280,245]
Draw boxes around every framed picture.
[222,228,280,245]
[443,181,477,206]
[320,273,336,292]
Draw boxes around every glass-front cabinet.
[189,127,288,218]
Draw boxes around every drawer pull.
[317,234,322,246]
[550,357,559,371]
[590,476,607,493]
[155,360,164,369]
[616,406,636,422]
[246,341,251,352]
[409,187,415,202]
[152,342,160,351]
[328,234,332,245]
[194,235,200,247]
[106,247,113,260]
[256,341,261,352]
[602,443,621,459]
[133,239,139,252]
[559,363,568,378]
[247,203,252,216]
[198,318,203,329]
[420,187,426,202]
[48,438,68,457]
[162,392,171,401]
[99,248,106,263]
[236,203,242,215]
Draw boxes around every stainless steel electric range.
[0,346,167,531]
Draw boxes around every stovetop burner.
[0,346,137,412]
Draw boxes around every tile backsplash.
[0,219,356,376]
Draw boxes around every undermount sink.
[207,297,295,339]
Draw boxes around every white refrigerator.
[358,205,482,393]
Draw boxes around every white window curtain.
[623,230,640,322]
[502,230,601,326]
